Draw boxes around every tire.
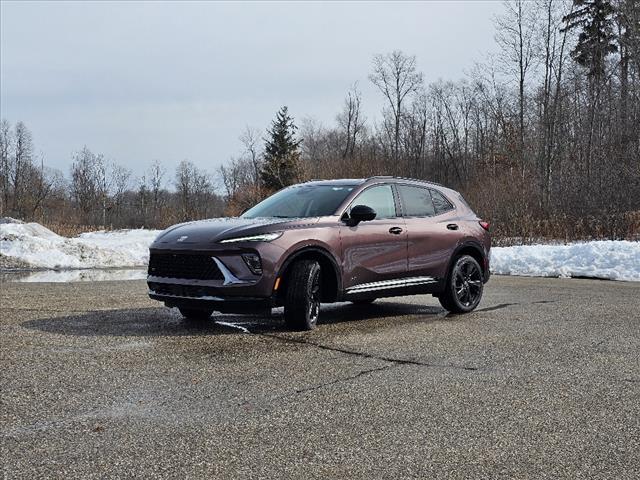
[350,298,376,305]
[438,255,484,314]
[179,307,213,321]
[284,260,321,330]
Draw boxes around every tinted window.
[397,185,435,217]
[242,185,356,218]
[350,185,396,219]
[430,189,455,214]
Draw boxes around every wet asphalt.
[1,276,639,479]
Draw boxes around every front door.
[339,184,408,296]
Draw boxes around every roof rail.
[365,175,444,187]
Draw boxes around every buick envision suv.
[147,176,491,330]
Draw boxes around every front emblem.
[177,235,189,242]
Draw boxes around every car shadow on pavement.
[21,302,446,337]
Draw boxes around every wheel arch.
[448,240,489,281]
[276,246,342,303]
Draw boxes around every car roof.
[300,176,445,188]
[300,179,367,186]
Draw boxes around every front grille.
[148,253,224,280]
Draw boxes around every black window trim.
[340,182,400,220]
[394,182,456,218]
[429,187,456,216]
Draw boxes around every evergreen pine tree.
[563,0,618,80]
[260,106,302,190]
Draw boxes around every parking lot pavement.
[1,276,639,479]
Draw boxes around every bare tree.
[175,160,218,220]
[402,89,429,177]
[536,0,573,209]
[110,164,131,223]
[337,83,366,159]
[369,50,424,163]
[495,0,540,166]
[239,126,262,185]
[0,119,12,214]
[148,160,165,224]
[70,146,103,224]
[11,122,34,215]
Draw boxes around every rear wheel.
[179,308,213,321]
[439,255,484,313]
[284,260,321,330]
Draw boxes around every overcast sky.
[1,1,504,180]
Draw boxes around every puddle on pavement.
[1,268,147,283]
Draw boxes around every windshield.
[242,184,357,219]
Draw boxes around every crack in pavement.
[292,364,397,395]
[211,320,482,401]
[238,363,400,409]
[259,332,480,372]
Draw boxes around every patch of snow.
[491,241,640,282]
[0,222,160,270]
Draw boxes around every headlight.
[219,232,283,243]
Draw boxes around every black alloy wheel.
[439,255,484,313]
[284,260,322,330]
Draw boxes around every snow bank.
[491,241,640,282]
[0,222,160,270]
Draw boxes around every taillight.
[479,221,490,231]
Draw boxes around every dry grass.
[42,223,107,237]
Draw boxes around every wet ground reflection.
[1,268,147,283]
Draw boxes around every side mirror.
[347,204,377,225]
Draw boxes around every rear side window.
[430,189,455,214]
[397,185,435,217]
[351,185,396,218]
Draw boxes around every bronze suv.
[148,176,491,330]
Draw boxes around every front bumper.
[148,284,275,314]
[146,243,286,313]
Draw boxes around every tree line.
[0,122,224,230]
[224,0,640,242]
[1,0,639,242]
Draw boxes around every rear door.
[396,184,460,281]
[339,184,408,294]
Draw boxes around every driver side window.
[350,185,396,219]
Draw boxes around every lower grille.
[148,253,224,280]
[148,282,219,298]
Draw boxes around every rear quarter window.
[429,189,455,215]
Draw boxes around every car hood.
[152,217,318,246]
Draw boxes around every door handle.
[389,227,403,235]
[446,224,459,230]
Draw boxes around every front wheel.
[439,255,484,313]
[284,260,321,330]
